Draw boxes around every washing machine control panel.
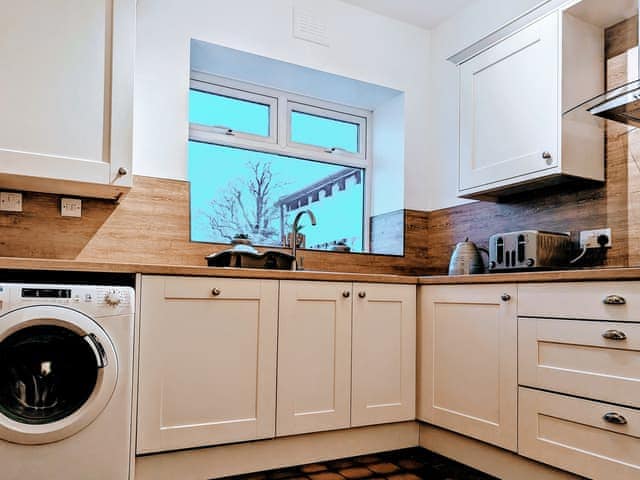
[0,284,134,316]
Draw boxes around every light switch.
[61,198,82,217]
[0,192,23,212]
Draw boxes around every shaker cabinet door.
[351,283,416,427]
[417,284,518,451]
[459,11,559,193]
[277,281,352,436]
[137,276,278,453]
[0,0,133,198]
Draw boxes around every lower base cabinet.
[276,281,417,435]
[137,276,417,452]
[417,284,518,451]
[351,283,416,427]
[519,387,640,480]
[136,276,278,453]
[276,281,353,436]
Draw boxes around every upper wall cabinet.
[457,3,607,200]
[0,0,134,199]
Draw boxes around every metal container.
[488,230,571,271]
[448,238,487,275]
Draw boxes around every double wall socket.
[0,192,23,212]
[579,228,612,248]
[60,198,82,217]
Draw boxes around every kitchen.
[0,0,638,479]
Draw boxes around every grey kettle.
[448,238,488,275]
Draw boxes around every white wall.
[372,94,405,215]
[134,0,431,211]
[426,0,544,210]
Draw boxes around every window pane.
[189,90,270,136]
[189,141,364,252]
[291,111,359,153]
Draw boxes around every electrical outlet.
[579,228,612,249]
[0,192,23,212]
[60,198,82,217]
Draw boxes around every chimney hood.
[580,9,640,127]
[558,0,640,127]
[586,79,640,128]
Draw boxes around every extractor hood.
[558,0,640,127]
[586,79,640,128]
[581,11,640,127]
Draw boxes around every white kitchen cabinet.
[351,283,416,427]
[276,281,353,436]
[516,280,640,479]
[519,316,640,408]
[0,0,134,199]
[417,284,518,451]
[519,387,640,480]
[457,5,605,199]
[136,276,278,453]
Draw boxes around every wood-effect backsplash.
[0,175,430,275]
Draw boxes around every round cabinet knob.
[489,261,497,270]
[104,291,121,306]
[501,293,511,302]
[526,258,535,267]
[342,291,350,298]
[542,152,553,165]
[211,288,221,296]
[358,292,366,298]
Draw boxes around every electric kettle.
[448,238,487,275]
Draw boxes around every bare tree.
[205,160,286,244]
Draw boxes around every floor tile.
[368,463,400,475]
[338,467,373,479]
[218,447,498,480]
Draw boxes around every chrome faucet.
[291,209,317,271]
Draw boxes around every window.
[189,78,278,143]
[188,72,371,253]
[288,102,366,157]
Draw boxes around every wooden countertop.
[4,257,640,285]
[0,257,418,284]
[418,268,640,284]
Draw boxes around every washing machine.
[0,283,135,480]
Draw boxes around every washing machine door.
[0,305,118,445]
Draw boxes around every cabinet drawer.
[519,387,640,480]
[519,317,640,408]
[518,282,640,321]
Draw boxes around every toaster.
[488,230,572,271]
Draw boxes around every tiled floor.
[221,447,498,480]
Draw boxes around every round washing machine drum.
[0,305,117,445]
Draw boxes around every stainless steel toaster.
[488,230,571,271]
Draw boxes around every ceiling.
[341,0,477,29]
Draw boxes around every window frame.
[188,70,373,251]
[286,101,367,161]
[189,76,278,146]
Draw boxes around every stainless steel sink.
[205,249,296,270]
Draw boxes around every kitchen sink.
[205,249,296,270]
